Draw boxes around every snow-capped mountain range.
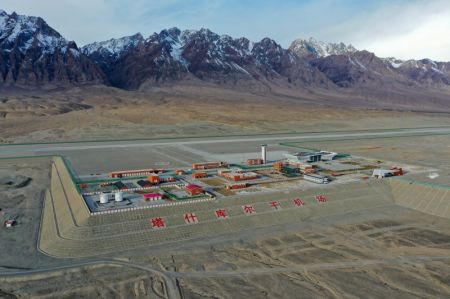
[81,33,144,60]
[0,9,68,54]
[0,9,104,86]
[289,37,357,59]
[76,27,328,89]
[1,8,450,101]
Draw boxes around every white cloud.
[322,0,450,61]
[361,12,450,61]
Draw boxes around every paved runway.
[0,127,449,159]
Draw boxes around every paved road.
[0,126,449,158]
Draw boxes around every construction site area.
[1,127,450,298]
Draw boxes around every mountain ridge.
[289,37,357,59]
[0,9,105,87]
[0,8,449,112]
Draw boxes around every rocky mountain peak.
[0,9,105,87]
[2,9,450,99]
[252,38,286,69]
[81,32,144,59]
[156,27,182,45]
[290,37,357,59]
[0,9,68,54]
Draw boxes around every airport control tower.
[261,144,267,164]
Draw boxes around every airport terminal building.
[284,151,337,163]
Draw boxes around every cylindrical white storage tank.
[99,193,109,204]
[115,192,124,202]
[261,144,267,164]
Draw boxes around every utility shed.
[4,220,14,228]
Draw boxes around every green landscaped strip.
[77,169,179,184]
[176,195,210,201]
[1,125,449,146]
[77,176,149,184]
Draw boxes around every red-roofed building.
[185,184,204,196]
[147,174,160,184]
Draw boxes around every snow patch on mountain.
[69,48,80,57]
[0,10,69,54]
[170,44,188,68]
[231,62,250,75]
[0,9,106,85]
[0,10,9,34]
[387,58,404,68]
[81,33,144,59]
[290,37,357,58]
[349,57,367,70]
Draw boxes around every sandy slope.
[0,85,449,143]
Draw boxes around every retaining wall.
[390,179,450,219]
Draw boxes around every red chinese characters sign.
[215,209,228,219]
[316,194,327,203]
[293,198,305,206]
[270,201,280,210]
[150,217,165,228]
[243,204,256,214]
[184,212,199,224]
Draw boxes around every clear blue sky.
[2,0,450,60]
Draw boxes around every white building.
[303,173,329,184]
[285,151,337,163]
[372,169,394,178]
[319,151,338,161]
[4,220,14,228]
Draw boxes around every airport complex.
[75,144,401,215]
[2,127,450,298]
[28,131,448,258]
[2,3,450,297]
